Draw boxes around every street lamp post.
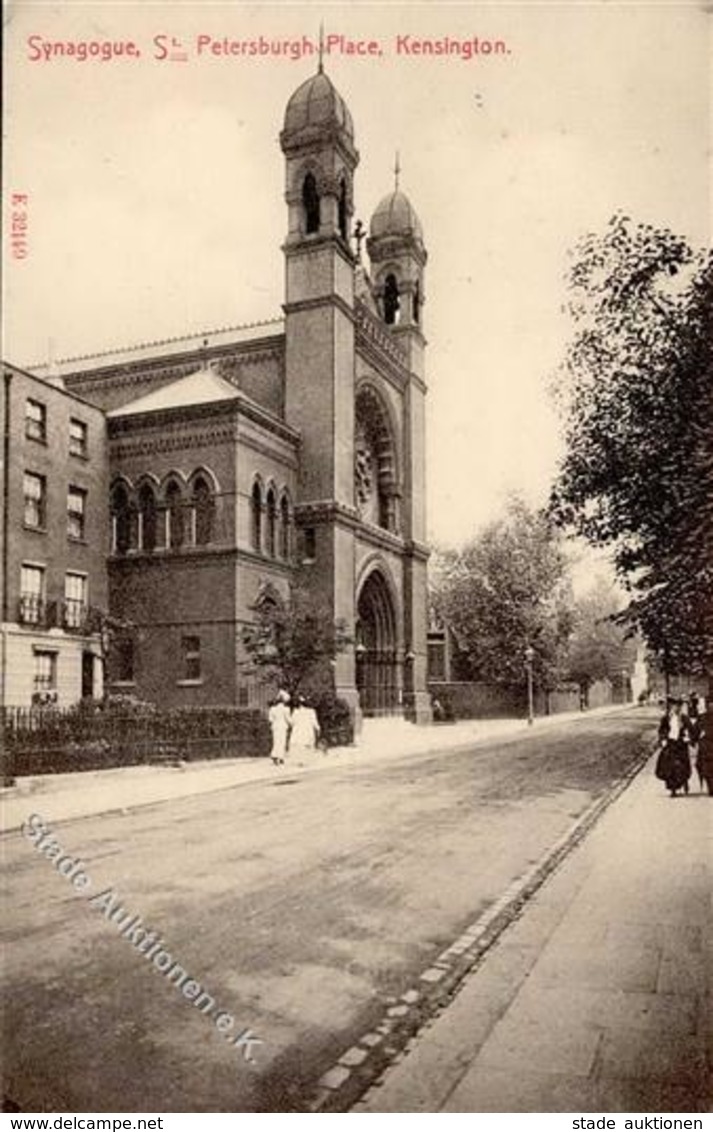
[524,644,535,726]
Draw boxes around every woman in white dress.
[268,689,291,765]
[289,696,321,763]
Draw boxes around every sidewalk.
[355,752,712,1113]
[0,705,628,834]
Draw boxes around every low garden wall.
[429,679,616,720]
[2,704,271,778]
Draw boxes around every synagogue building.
[2,67,431,722]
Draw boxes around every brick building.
[12,68,432,721]
[1,363,108,706]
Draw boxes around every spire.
[318,22,325,73]
[394,151,401,192]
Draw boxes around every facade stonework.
[7,70,431,721]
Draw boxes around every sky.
[3,0,710,552]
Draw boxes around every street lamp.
[524,645,535,726]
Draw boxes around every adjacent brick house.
[1,363,108,706]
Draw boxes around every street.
[2,710,654,1112]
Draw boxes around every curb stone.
[307,738,654,1113]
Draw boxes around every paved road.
[2,710,654,1112]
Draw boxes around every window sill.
[176,679,203,687]
[68,536,88,545]
[23,524,47,535]
[69,451,89,462]
[26,435,48,446]
[110,680,136,688]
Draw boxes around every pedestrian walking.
[268,689,291,765]
[289,695,321,764]
[695,706,713,795]
[684,696,703,790]
[654,699,692,797]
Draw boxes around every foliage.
[550,214,713,675]
[313,694,354,747]
[564,578,632,694]
[241,583,352,697]
[432,497,574,690]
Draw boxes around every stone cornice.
[280,127,359,170]
[281,233,356,270]
[108,397,300,459]
[110,424,238,460]
[108,544,296,575]
[405,539,431,562]
[366,233,428,269]
[236,548,295,574]
[355,521,409,556]
[109,545,240,569]
[62,339,285,396]
[294,500,360,526]
[294,500,409,555]
[108,400,237,435]
[283,293,355,324]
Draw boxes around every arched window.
[355,388,399,533]
[279,494,290,560]
[383,273,400,325]
[413,280,421,325]
[302,172,320,234]
[338,176,348,241]
[138,484,157,552]
[266,488,277,558]
[165,481,184,549]
[193,476,214,546]
[251,481,262,553]
[111,484,131,555]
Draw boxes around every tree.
[432,497,574,691]
[564,578,632,703]
[550,215,713,679]
[241,584,351,697]
[89,608,134,696]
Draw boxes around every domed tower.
[280,69,358,504]
[367,181,427,380]
[280,68,361,715]
[281,69,358,249]
[366,178,430,723]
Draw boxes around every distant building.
[1,363,108,706]
[10,68,432,721]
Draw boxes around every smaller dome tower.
[367,168,427,336]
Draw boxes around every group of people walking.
[267,690,322,766]
[655,695,712,797]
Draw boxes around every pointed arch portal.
[356,570,400,717]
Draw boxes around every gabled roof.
[106,366,240,418]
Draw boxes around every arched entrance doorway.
[355,570,400,717]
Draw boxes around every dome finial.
[394,150,401,192]
[318,22,325,73]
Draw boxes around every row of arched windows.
[251,480,292,561]
[110,472,216,555]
